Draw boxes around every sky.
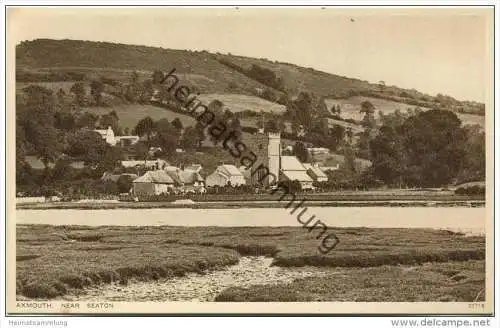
[8,7,492,102]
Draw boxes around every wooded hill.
[16,39,484,116]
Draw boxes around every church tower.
[267,132,281,185]
[244,131,281,186]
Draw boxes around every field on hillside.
[197,93,286,114]
[325,96,432,122]
[84,104,197,131]
[17,225,484,301]
[457,113,486,127]
[325,96,485,128]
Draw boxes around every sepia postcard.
[5,6,495,315]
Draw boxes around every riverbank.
[17,225,485,301]
[17,198,485,210]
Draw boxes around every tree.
[54,112,76,131]
[369,125,406,187]
[265,119,279,133]
[345,127,353,143]
[133,142,150,160]
[152,70,165,84]
[378,80,386,93]
[458,124,485,183]
[70,82,86,107]
[90,80,105,106]
[16,122,34,188]
[99,111,121,135]
[117,174,134,193]
[342,142,357,174]
[260,88,276,102]
[125,84,140,103]
[356,130,372,160]
[134,117,155,144]
[277,94,289,106]
[152,118,180,154]
[360,101,375,114]
[124,71,142,103]
[140,79,154,103]
[181,126,199,151]
[331,125,345,142]
[330,105,337,115]
[294,141,309,163]
[360,101,377,129]
[18,85,60,167]
[289,92,314,129]
[229,116,242,138]
[99,146,123,172]
[358,100,377,159]
[171,117,184,131]
[247,64,283,90]
[208,99,224,118]
[51,156,74,182]
[65,130,107,166]
[76,112,99,129]
[315,96,330,117]
[380,109,406,128]
[401,110,466,187]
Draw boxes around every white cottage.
[132,170,175,196]
[206,165,246,187]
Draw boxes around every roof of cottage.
[133,170,174,184]
[280,156,307,171]
[219,164,244,177]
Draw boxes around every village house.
[206,164,246,187]
[177,170,206,194]
[164,166,206,194]
[132,170,175,196]
[302,163,328,182]
[279,156,314,190]
[94,126,140,147]
[185,164,203,173]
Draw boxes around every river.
[17,207,486,234]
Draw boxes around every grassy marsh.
[16,225,485,300]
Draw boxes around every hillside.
[325,96,484,128]
[84,104,197,131]
[16,39,485,118]
[196,93,286,114]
